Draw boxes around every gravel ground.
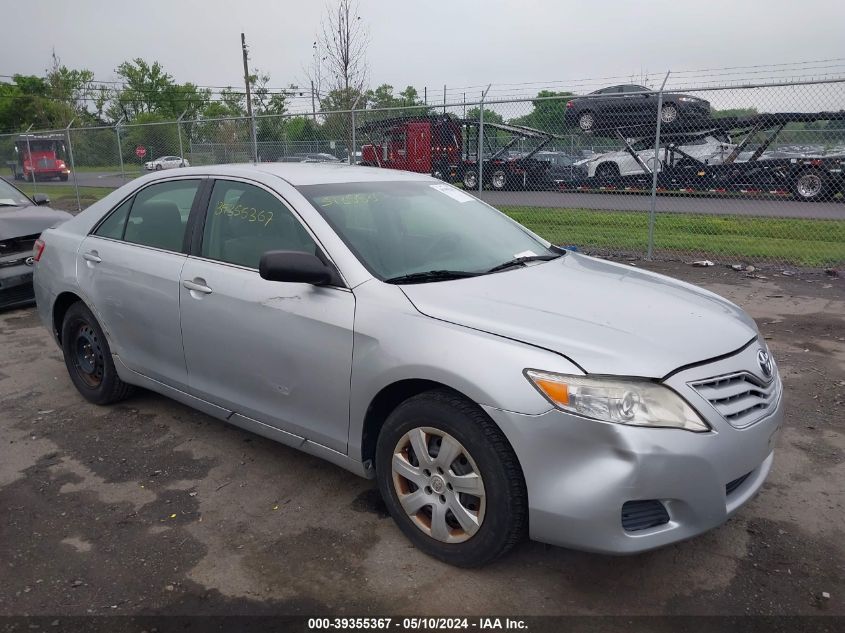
[0,261,843,619]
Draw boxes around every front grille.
[621,500,670,532]
[726,472,751,496]
[690,371,778,428]
[0,234,39,257]
[0,283,35,307]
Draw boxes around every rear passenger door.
[179,178,355,453]
[76,178,203,390]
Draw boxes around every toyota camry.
[33,163,783,567]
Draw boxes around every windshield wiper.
[486,253,562,274]
[384,270,481,285]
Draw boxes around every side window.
[201,180,317,269]
[94,197,133,239]
[123,180,200,252]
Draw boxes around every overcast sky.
[3,0,845,112]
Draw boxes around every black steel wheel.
[61,302,134,405]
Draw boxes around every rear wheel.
[462,170,478,189]
[793,169,827,201]
[661,103,679,124]
[595,162,621,181]
[376,390,527,567]
[578,111,596,132]
[61,302,133,405]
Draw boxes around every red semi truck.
[8,134,71,181]
[358,115,559,190]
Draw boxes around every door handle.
[82,251,101,264]
[182,278,213,294]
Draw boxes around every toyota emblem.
[24,256,35,267]
[757,349,773,379]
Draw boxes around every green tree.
[108,59,209,121]
[510,90,574,133]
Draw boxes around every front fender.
[347,280,582,461]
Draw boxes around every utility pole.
[241,32,257,162]
[424,86,427,105]
[443,84,446,114]
[311,80,317,122]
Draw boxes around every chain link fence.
[2,77,843,268]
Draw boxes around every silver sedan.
[33,163,783,566]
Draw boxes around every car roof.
[148,162,434,186]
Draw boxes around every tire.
[375,390,527,567]
[491,170,507,190]
[155,164,162,171]
[59,174,69,181]
[661,103,679,124]
[462,170,478,190]
[595,162,621,181]
[578,110,596,132]
[61,302,134,405]
[793,169,827,202]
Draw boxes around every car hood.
[0,205,73,240]
[400,253,758,378]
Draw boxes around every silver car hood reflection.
[400,253,758,378]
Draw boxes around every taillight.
[566,101,574,108]
[33,238,45,262]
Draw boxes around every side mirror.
[259,251,333,286]
[32,193,51,206]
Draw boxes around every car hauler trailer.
[570,111,845,202]
[358,114,564,190]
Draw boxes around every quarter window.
[123,180,200,252]
[200,180,317,269]
[94,197,132,240]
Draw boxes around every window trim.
[189,176,348,289]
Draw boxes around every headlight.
[525,370,709,432]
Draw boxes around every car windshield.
[298,181,558,281]
[0,179,32,207]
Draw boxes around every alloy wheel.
[796,173,822,198]
[661,104,679,123]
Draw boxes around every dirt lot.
[1,261,843,618]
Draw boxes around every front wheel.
[462,170,478,190]
[491,170,507,190]
[155,164,163,171]
[61,302,134,405]
[376,390,527,567]
[59,174,69,181]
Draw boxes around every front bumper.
[0,260,35,308]
[483,344,783,554]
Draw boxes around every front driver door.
[179,178,355,453]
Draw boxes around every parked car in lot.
[534,150,586,183]
[0,179,72,309]
[565,84,711,133]
[33,163,783,566]
[584,134,736,180]
[144,156,190,170]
